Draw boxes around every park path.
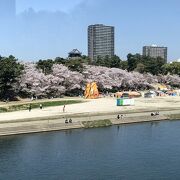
[0,96,180,122]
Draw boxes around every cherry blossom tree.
[18,63,180,98]
[19,63,84,98]
[51,64,84,95]
[82,65,154,91]
[19,63,50,97]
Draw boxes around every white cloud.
[16,0,85,13]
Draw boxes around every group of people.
[65,118,72,124]
[117,114,124,120]
[151,112,160,116]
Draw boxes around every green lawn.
[0,100,82,113]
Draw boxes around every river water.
[1,120,180,180]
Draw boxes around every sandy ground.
[0,96,180,122]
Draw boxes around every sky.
[0,0,180,61]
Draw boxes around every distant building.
[0,0,16,19]
[88,24,114,61]
[68,49,82,59]
[143,45,167,63]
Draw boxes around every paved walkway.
[0,96,180,122]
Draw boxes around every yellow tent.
[84,82,99,99]
[152,83,168,90]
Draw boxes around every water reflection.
[0,121,180,180]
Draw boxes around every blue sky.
[0,0,180,61]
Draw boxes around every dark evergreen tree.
[0,55,24,100]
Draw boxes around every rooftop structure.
[68,49,82,59]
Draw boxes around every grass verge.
[0,100,82,113]
[0,107,8,113]
[168,114,180,120]
[82,119,112,128]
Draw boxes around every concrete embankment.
[0,121,83,136]
[0,110,180,136]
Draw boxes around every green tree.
[92,55,122,68]
[162,62,180,75]
[36,59,54,74]
[93,56,105,66]
[119,61,128,70]
[127,53,166,75]
[142,56,165,75]
[127,53,142,71]
[134,63,146,73]
[81,55,91,64]
[0,55,24,100]
[54,57,66,65]
[65,58,84,73]
[109,55,121,68]
[103,55,111,67]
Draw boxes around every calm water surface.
[1,120,180,180]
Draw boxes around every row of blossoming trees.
[17,63,180,98]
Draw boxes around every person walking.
[28,104,32,112]
[117,114,120,120]
[39,104,43,110]
[65,118,68,123]
[63,105,66,113]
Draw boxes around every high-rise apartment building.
[143,45,167,62]
[88,24,114,61]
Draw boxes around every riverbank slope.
[0,96,180,136]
